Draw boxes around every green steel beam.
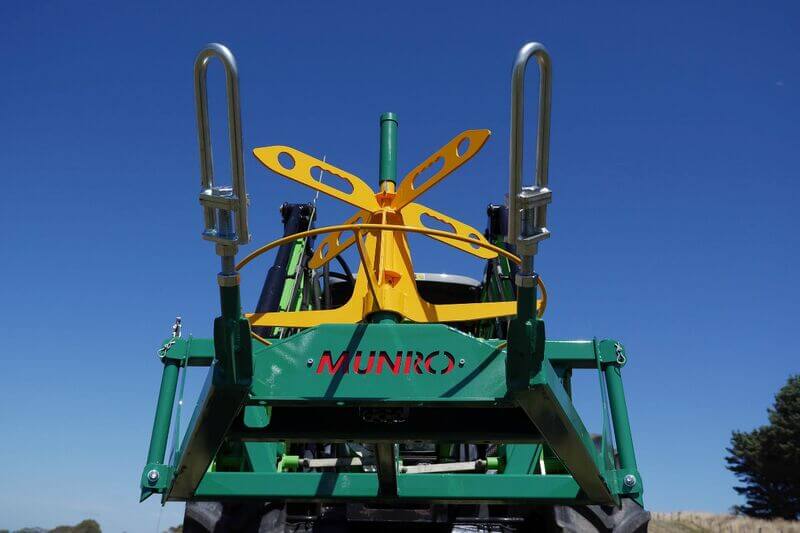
[146,360,180,466]
[242,406,279,472]
[605,364,636,471]
[194,472,587,503]
[518,358,617,505]
[140,359,181,501]
[229,415,542,444]
[162,336,624,372]
[167,366,249,500]
[604,356,644,504]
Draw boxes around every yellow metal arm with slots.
[247,129,545,327]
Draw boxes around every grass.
[651,512,800,533]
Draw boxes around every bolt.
[459,359,465,367]
[623,474,637,488]
[147,469,160,483]
[307,358,314,366]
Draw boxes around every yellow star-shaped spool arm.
[241,129,543,328]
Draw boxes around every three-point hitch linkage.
[141,42,649,532]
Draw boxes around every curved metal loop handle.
[195,43,250,245]
[507,42,551,245]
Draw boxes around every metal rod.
[507,43,551,246]
[146,360,180,465]
[604,364,638,472]
[303,457,370,468]
[194,43,249,245]
[379,112,398,186]
[401,460,488,474]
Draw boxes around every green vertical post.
[146,359,180,464]
[604,364,638,471]
[506,277,543,391]
[516,280,538,323]
[379,112,398,186]
[215,283,252,384]
[220,284,241,321]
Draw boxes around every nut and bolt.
[623,474,637,488]
[147,469,160,483]
[307,358,314,366]
[459,359,466,367]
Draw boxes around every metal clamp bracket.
[195,43,250,247]
[507,42,552,278]
[516,185,552,256]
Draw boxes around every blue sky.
[2,1,799,531]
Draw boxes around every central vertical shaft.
[379,112,398,188]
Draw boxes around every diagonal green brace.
[516,358,617,505]
[507,283,616,505]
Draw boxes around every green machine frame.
[140,42,644,513]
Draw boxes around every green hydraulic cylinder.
[146,359,180,465]
[379,112,398,186]
[604,363,638,472]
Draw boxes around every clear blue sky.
[2,1,798,531]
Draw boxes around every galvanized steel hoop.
[194,43,250,245]
[507,42,552,270]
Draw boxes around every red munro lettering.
[315,350,457,375]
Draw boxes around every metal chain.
[614,342,627,365]
[157,316,182,358]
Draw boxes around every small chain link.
[157,338,177,358]
[157,316,182,358]
[614,342,626,365]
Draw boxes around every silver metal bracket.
[516,185,552,256]
[515,273,538,288]
[519,185,551,210]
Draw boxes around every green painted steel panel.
[397,473,583,501]
[194,472,585,502]
[196,472,379,499]
[250,324,510,403]
[502,444,541,474]
[545,340,597,368]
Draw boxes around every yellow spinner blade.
[307,210,370,269]
[253,146,379,212]
[393,129,490,210]
[400,202,498,260]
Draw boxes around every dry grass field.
[650,512,800,533]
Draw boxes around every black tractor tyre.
[183,501,288,533]
[184,499,650,532]
[551,499,650,532]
